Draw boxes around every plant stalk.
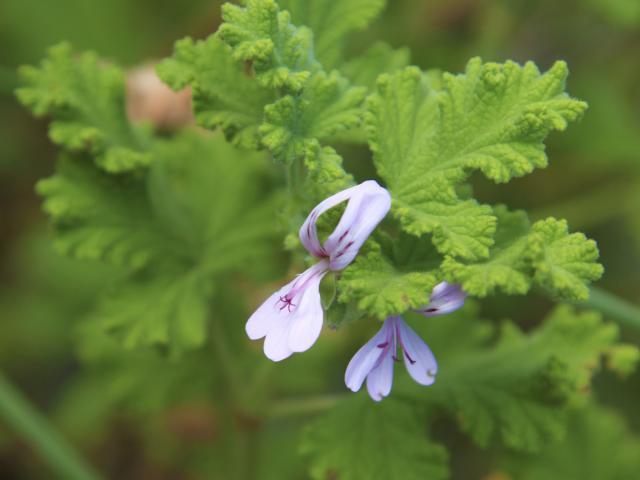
[0,372,103,480]
[584,287,640,331]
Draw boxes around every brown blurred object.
[482,472,512,480]
[164,402,218,443]
[126,65,194,129]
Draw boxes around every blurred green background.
[1,0,639,478]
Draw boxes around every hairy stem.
[584,287,640,330]
[0,372,103,480]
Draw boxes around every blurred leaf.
[341,41,410,89]
[38,131,280,351]
[302,395,449,480]
[16,43,151,172]
[505,405,640,479]
[424,306,622,452]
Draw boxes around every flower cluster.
[246,181,467,401]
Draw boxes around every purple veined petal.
[298,184,361,258]
[246,261,329,361]
[298,181,391,268]
[366,346,395,402]
[325,181,392,271]
[417,281,467,317]
[344,319,394,393]
[396,317,438,386]
[287,268,328,353]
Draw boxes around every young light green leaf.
[156,35,275,149]
[338,248,439,320]
[301,395,449,480]
[16,43,151,172]
[219,0,318,91]
[260,71,366,162]
[442,208,603,300]
[527,218,604,301]
[441,206,533,296]
[279,0,386,68]
[303,141,354,199]
[367,60,587,260]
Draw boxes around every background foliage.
[1,0,640,479]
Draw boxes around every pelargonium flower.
[345,282,466,402]
[415,281,467,317]
[246,181,391,362]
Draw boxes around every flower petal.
[263,318,295,361]
[245,278,296,340]
[246,262,329,361]
[366,349,395,402]
[396,318,438,386]
[417,281,467,317]
[325,181,392,271]
[298,181,391,268]
[287,269,327,353]
[344,319,393,392]
[298,185,357,258]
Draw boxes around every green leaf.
[527,218,604,301]
[424,305,620,451]
[39,133,280,351]
[338,245,439,320]
[219,0,368,163]
[94,270,211,350]
[303,141,354,199]
[260,71,366,162]
[219,0,318,91]
[16,43,151,172]
[505,405,640,480]
[442,208,603,300]
[279,0,386,68]
[36,156,177,269]
[301,395,449,480]
[367,60,587,260]
[441,205,533,296]
[156,35,275,149]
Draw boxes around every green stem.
[0,372,103,480]
[583,287,640,330]
[268,394,345,419]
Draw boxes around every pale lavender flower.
[345,316,438,402]
[345,282,467,401]
[246,181,391,362]
[415,281,467,317]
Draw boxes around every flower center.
[274,260,329,314]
